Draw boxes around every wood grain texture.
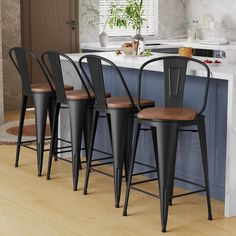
[21,0,79,85]
[0,145,235,235]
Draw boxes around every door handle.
[66,20,77,30]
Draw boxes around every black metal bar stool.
[79,55,155,208]
[9,47,73,176]
[123,56,213,232]
[42,51,95,191]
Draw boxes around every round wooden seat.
[31,83,73,93]
[31,83,52,92]
[137,107,197,121]
[65,89,93,100]
[106,96,154,109]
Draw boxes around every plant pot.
[99,31,108,47]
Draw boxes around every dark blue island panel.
[91,65,227,201]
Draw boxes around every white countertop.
[66,51,236,81]
[81,40,236,52]
[81,42,179,51]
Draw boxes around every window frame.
[99,0,159,38]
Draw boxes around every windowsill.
[107,35,159,43]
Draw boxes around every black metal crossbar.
[132,177,158,185]
[173,189,206,198]
[134,161,157,170]
[131,186,160,198]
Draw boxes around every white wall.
[186,0,236,40]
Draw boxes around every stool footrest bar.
[173,189,206,198]
[174,177,205,188]
[132,170,157,177]
[132,177,158,185]
[134,161,156,170]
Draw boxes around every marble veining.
[158,0,186,39]
[79,0,187,43]
[186,0,236,41]
[1,0,21,112]
[79,0,100,44]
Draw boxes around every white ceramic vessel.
[99,31,108,47]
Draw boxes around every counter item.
[99,31,108,47]
[179,47,195,57]
[220,49,236,64]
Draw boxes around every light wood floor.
[0,144,235,236]
[1,111,236,235]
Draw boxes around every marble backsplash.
[158,0,186,39]
[186,0,236,41]
[79,0,100,44]
[79,0,187,43]
[1,0,21,112]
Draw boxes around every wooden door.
[21,0,79,84]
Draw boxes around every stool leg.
[198,118,213,220]
[124,115,134,182]
[47,102,61,180]
[15,95,28,167]
[155,122,178,233]
[48,96,58,161]
[151,126,158,171]
[106,114,112,146]
[110,109,129,208]
[68,100,87,191]
[48,96,56,131]
[168,130,178,206]
[33,92,51,177]
[123,119,141,216]
[83,110,99,195]
[151,126,160,192]
[84,104,94,163]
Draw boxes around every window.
[99,0,158,37]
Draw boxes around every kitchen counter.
[60,52,236,218]
[80,42,179,51]
[81,40,236,52]
[67,51,235,79]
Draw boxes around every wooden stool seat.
[65,89,92,100]
[31,83,73,93]
[31,83,52,92]
[137,107,197,121]
[65,90,111,101]
[107,96,154,109]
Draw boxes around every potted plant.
[108,0,146,54]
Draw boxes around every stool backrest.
[138,56,211,114]
[42,51,91,103]
[79,54,135,110]
[9,47,53,96]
